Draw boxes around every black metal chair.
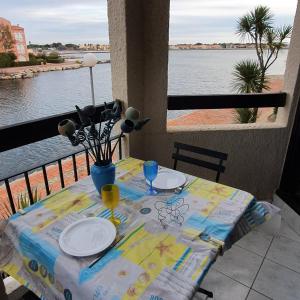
[172,142,228,182]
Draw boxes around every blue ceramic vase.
[91,163,116,193]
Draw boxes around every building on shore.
[0,17,29,61]
[78,44,110,51]
[169,43,266,50]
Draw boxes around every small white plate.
[59,217,116,257]
[151,169,186,190]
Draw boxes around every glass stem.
[111,208,115,222]
[150,180,153,193]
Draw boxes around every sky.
[0,0,297,44]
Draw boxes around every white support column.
[108,0,144,159]
[107,0,170,160]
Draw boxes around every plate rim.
[59,217,116,257]
[151,169,186,190]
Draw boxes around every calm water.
[0,50,288,178]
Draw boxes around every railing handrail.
[0,101,115,153]
[168,92,286,110]
[0,134,124,182]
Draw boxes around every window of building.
[14,32,23,42]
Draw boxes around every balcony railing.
[0,101,124,217]
[0,92,287,217]
[168,92,286,110]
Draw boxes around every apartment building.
[0,17,29,61]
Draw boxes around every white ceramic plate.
[151,169,186,190]
[59,217,116,257]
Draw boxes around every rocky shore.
[0,60,110,80]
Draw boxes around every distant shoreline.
[57,48,289,53]
[59,50,110,54]
[169,48,289,51]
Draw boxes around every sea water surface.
[0,50,288,178]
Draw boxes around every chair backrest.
[172,142,228,182]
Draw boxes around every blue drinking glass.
[143,160,158,195]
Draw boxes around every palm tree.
[233,60,269,123]
[233,6,292,123]
[233,60,268,93]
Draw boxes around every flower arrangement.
[57,100,150,166]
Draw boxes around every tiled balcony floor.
[194,218,300,300]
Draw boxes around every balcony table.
[0,157,278,300]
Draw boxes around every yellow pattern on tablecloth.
[187,178,235,198]
[119,226,189,300]
[32,191,93,232]
[191,256,209,281]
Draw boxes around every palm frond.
[278,25,293,42]
[237,6,273,40]
[17,187,41,209]
[232,60,268,93]
[264,28,277,46]
[0,186,43,219]
[264,25,292,49]
[251,6,273,35]
[237,15,253,39]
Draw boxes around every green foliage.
[29,53,36,60]
[45,52,64,63]
[11,53,42,66]
[236,5,292,79]
[0,52,16,67]
[0,187,42,219]
[233,6,292,123]
[51,42,63,49]
[36,53,47,60]
[232,60,269,93]
[7,52,17,61]
[17,188,41,209]
[29,53,41,64]
[237,6,273,40]
[14,60,41,67]
[48,51,59,58]
[0,52,44,67]
[65,43,79,50]
[46,57,64,63]
[27,42,78,50]
[36,53,48,64]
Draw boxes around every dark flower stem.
[84,130,97,161]
[81,142,95,162]
[110,133,123,157]
[98,121,105,160]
